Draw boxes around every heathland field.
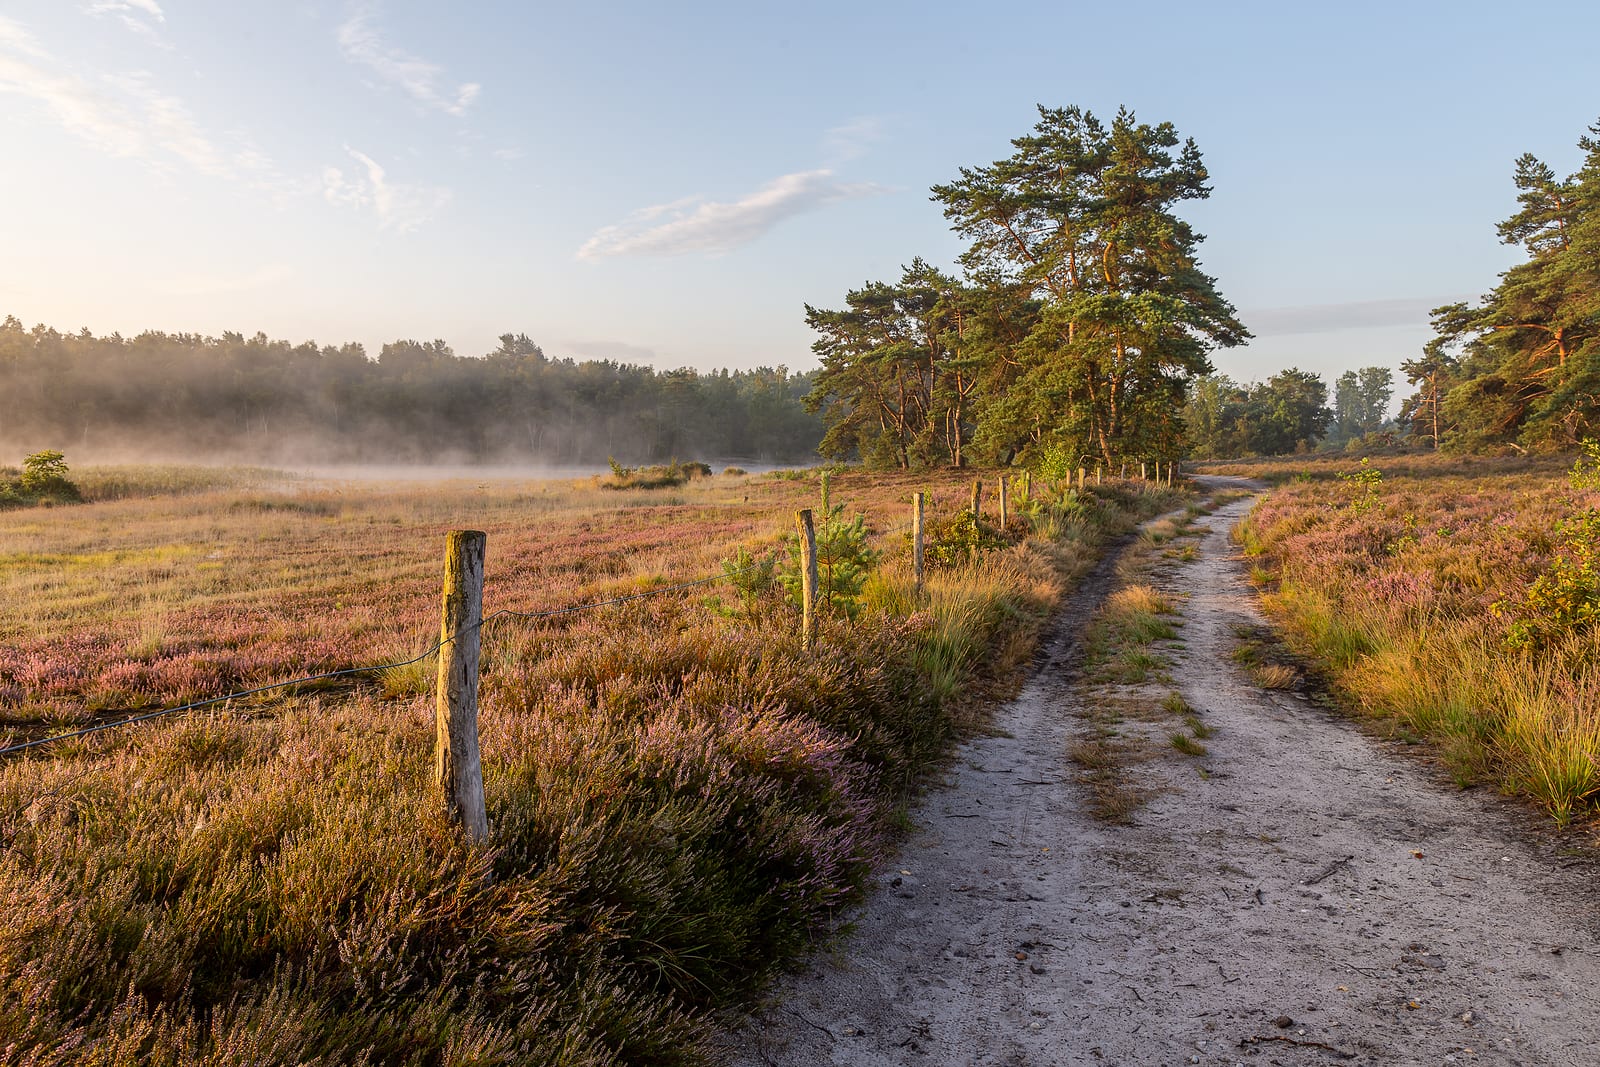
[0,464,1180,1065]
[1212,452,1600,825]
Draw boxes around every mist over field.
[0,320,823,470]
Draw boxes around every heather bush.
[0,468,1181,1063]
[1233,452,1600,822]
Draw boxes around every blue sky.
[2,1,1597,393]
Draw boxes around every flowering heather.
[1230,452,1600,822]
[0,465,1183,1063]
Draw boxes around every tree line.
[0,320,821,466]
[806,106,1600,467]
[804,105,1249,470]
[1402,118,1599,453]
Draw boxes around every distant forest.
[0,320,822,466]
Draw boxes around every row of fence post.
[432,460,1184,837]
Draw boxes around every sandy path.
[718,481,1600,1066]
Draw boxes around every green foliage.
[1412,121,1600,453]
[1184,370,1335,458]
[1331,367,1394,445]
[1033,442,1074,485]
[0,317,824,465]
[1570,438,1600,489]
[0,450,82,508]
[780,490,883,620]
[1500,509,1600,650]
[600,459,709,490]
[807,105,1246,470]
[923,510,1008,568]
[1338,458,1384,514]
[21,449,70,490]
[720,545,779,616]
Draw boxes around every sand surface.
[718,479,1600,1066]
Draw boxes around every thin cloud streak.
[84,1,167,45]
[0,17,253,180]
[822,116,885,164]
[86,1,164,20]
[579,170,886,259]
[337,2,480,116]
[1243,296,1468,337]
[323,146,451,233]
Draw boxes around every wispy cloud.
[578,170,885,260]
[1244,297,1464,337]
[0,16,49,59]
[0,23,235,178]
[86,0,164,19]
[323,146,450,233]
[337,2,479,116]
[822,116,885,164]
[84,1,167,44]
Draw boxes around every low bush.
[0,470,1182,1063]
[0,450,82,508]
[1236,452,1600,823]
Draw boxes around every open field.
[0,465,1182,1065]
[1204,452,1600,824]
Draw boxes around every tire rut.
[719,485,1600,1066]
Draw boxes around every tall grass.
[1234,453,1600,823]
[0,468,1182,1063]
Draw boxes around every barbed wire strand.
[0,515,920,759]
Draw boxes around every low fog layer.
[0,319,823,468]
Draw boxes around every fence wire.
[0,515,915,759]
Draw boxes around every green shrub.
[924,510,1007,568]
[0,450,82,507]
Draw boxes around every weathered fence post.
[1077,466,1086,491]
[436,530,488,842]
[912,492,925,592]
[1096,467,1103,486]
[999,476,1009,528]
[970,479,982,518]
[1022,471,1032,500]
[1140,461,1148,481]
[796,508,818,650]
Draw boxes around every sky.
[2,1,1598,394]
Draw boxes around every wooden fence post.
[1095,467,1103,485]
[435,530,488,842]
[796,509,818,650]
[970,479,982,518]
[1140,461,1147,481]
[1022,471,1032,500]
[1077,466,1086,491]
[999,476,1009,528]
[912,492,925,592]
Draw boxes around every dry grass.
[0,466,1180,1064]
[1251,663,1300,690]
[1232,452,1600,823]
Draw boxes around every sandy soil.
[717,479,1600,1066]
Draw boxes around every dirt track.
[719,479,1600,1066]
